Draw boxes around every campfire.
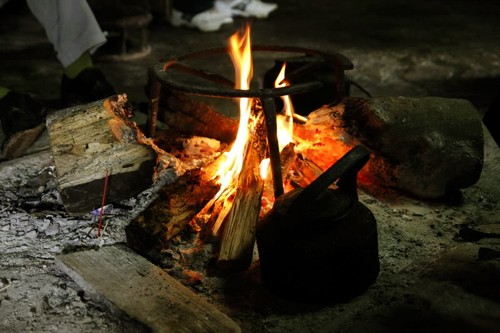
[139,26,366,259]
[46,24,484,305]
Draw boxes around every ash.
[0,150,169,332]
[1,133,500,333]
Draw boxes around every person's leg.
[25,0,106,68]
[25,0,115,105]
[0,0,112,159]
[0,0,45,159]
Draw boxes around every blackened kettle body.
[256,145,379,303]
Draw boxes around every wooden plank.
[55,245,241,333]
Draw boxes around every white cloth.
[1,0,106,67]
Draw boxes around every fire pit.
[132,25,381,303]
[115,24,480,305]
[147,43,354,198]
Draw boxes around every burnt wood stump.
[300,96,484,198]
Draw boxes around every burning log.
[216,117,267,271]
[152,94,484,200]
[46,94,179,215]
[158,91,238,144]
[216,147,263,271]
[296,96,484,198]
[289,152,324,189]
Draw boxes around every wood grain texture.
[46,96,156,214]
[55,245,241,333]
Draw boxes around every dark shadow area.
[217,262,346,316]
[345,302,500,333]
[417,76,500,111]
[425,249,500,303]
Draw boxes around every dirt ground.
[1,0,500,332]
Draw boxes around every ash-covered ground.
[1,1,500,331]
[1,129,499,332]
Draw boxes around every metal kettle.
[256,145,380,303]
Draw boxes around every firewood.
[156,93,484,199]
[46,95,180,215]
[216,143,264,271]
[160,91,238,144]
[56,245,241,333]
[289,152,324,188]
[126,167,220,253]
[216,116,267,271]
[296,96,484,198]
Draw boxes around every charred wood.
[126,167,220,254]
[159,91,238,144]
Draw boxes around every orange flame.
[259,63,296,181]
[214,25,297,194]
[274,63,295,150]
[214,24,256,196]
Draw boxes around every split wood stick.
[217,116,267,271]
[217,142,264,271]
[187,152,237,242]
[197,187,236,242]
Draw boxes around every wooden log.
[160,91,238,144]
[55,245,241,333]
[126,141,242,256]
[297,96,484,198]
[46,94,177,215]
[154,132,224,168]
[289,152,324,189]
[155,93,484,199]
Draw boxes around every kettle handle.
[292,145,370,209]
